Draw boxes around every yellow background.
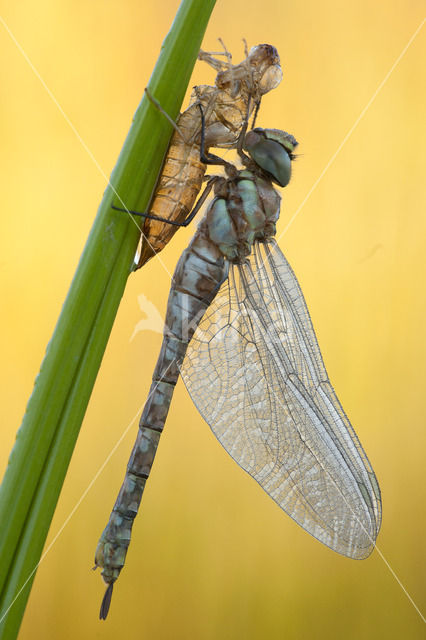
[1,1,425,638]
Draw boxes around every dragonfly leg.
[250,100,261,129]
[178,176,218,226]
[111,175,218,229]
[198,39,231,73]
[196,102,234,171]
[111,204,189,226]
[196,89,254,167]
[235,94,253,164]
[242,37,249,58]
[144,87,185,141]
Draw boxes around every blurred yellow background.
[1,1,425,638]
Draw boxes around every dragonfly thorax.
[201,125,298,263]
[205,170,280,262]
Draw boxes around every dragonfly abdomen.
[95,238,228,598]
[138,119,207,265]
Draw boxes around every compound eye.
[244,134,292,187]
[259,65,283,94]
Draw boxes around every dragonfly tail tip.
[99,583,114,620]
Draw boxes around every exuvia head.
[246,44,283,95]
[243,128,298,188]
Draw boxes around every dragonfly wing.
[181,239,381,559]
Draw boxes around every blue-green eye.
[244,128,297,188]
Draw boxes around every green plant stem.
[0,1,216,637]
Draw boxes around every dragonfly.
[113,43,282,268]
[96,111,382,619]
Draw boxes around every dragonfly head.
[247,45,283,95]
[243,128,298,188]
[216,44,282,101]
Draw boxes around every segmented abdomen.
[95,229,228,586]
[137,104,207,266]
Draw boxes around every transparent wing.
[181,239,381,559]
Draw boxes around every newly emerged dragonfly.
[119,43,282,268]
[95,110,382,618]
